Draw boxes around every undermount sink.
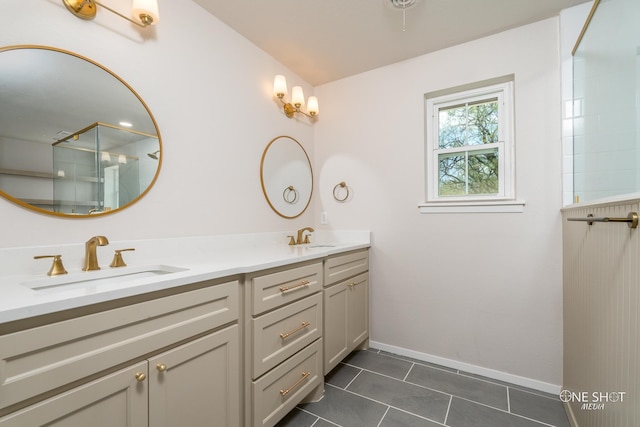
[306,244,335,248]
[22,264,189,292]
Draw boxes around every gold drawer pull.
[279,321,311,339]
[156,363,167,372]
[279,371,311,397]
[347,282,357,288]
[135,372,146,382]
[279,280,310,293]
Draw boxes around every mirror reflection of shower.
[147,150,160,160]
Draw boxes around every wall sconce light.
[273,75,319,119]
[62,0,160,28]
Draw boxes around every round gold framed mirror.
[0,45,162,217]
[260,136,313,219]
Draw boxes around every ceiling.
[194,0,591,86]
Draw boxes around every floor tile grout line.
[375,406,391,427]
[297,407,342,427]
[447,395,559,427]
[340,362,451,401]
[343,366,363,390]
[323,383,448,426]
[402,362,415,382]
[456,370,561,401]
[340,361,517,417]
[370,350,517,396]
[375,351,461,376]
[340,366,556,427]
[377,348,560,402]
[315,377,557,427]
[443,394,453,426]
[337,354,564,427]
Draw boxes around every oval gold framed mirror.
[0,45,162,217]
[260,135,313,219]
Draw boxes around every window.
[421,79,523,213]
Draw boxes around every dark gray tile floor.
[276,348,570,427]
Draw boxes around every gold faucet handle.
[110,248,135,268]
[303,234,311,244]
[34,255,68,276]
[287,236,296,245]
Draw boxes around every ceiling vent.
[389,0,416,8]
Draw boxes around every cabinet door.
[148,324,240,427]
[323,272,369,375]
[0,362,148,427]
[346,272,369,350]
[323,282,348,374]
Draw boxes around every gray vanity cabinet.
[323,249,370,374]
[0,279,241,427]
[245,261,325,427]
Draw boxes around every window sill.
[418,199,526,214]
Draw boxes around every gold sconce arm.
[62,0,159,28]
[276,94,318,119]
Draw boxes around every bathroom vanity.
[0,232,370,427]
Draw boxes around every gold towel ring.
[283,186,299,204]
[333,181,349,202]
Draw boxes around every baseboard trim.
[369,341,562,395]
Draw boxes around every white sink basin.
[22,265,188,292]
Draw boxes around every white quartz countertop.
[0,231,370,324]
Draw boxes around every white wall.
[314,18,565,388]
[0,0,316,248]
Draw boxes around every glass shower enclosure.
[52,122,144,214]
[572,0,640,203]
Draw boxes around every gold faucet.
[295,227,315,245]
[83,235,109,271]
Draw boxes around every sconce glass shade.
[273,75,288,98]
[132,0,160,25]
[291,86,305,107]
[307,96,319,116]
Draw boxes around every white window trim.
[421,79,524,214]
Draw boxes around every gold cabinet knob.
[135,372,147,382]
[156,363,167,372]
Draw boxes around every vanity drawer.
[250,262,323,315]
[252,293,322,378]
[252,339,322,427]
[324,249,369,286]
[0,280,239,411]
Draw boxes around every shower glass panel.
[53,123,142,214]
[572,0,640,203]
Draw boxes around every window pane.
[468,148,499,195]
[438,99,499,148]
[438,105,466,149]
[467,99,498,146]
[438,153,466,196]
